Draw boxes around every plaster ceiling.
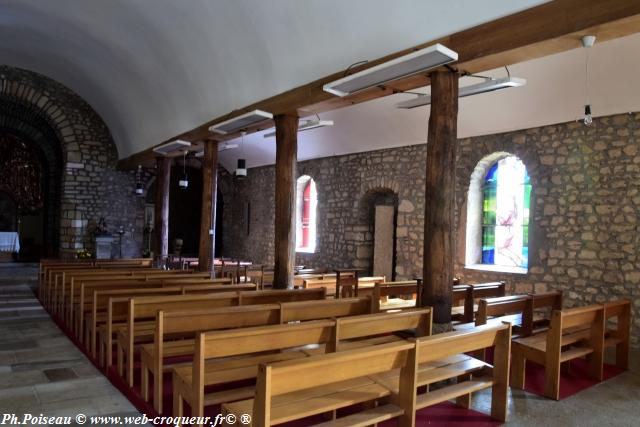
[220,32,640,171]
[0,0,547,160]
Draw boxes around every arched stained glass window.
[482,156,530,268]
[296,176,317,253]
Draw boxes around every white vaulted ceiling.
[0,0,547,160]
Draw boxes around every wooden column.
[273,113,299,289]
[198,140,219,273]
[154,156,172,264]
[421,70,459,324]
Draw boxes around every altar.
[0,231,19,262]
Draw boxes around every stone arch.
[0,65,120,256]
[465,151,531,268]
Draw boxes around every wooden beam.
[273,114,299,289]
[198,140,218,273]
[421,70,458,324]
[154,156,172,262]
[117,0,640,169]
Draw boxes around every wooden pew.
[227,341,417,427]
[85,281,245,356]
[74,276,230,339]
[303,275,385,297]
[67,272,213,328]
[143,297,382,413]
[510,304,605,400]
[375,322,512,424]
[474,295,534,337]
[42,262,155,305]
[48,268,157,312]
[115,288,327,387]
[372,280,420,312]
[451,282,506,323]
[604,299,631,370]
[222,322,510,427]
[173,308,430,420]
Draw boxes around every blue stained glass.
[481,156,530,269]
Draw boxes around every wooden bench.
[44,264,159,308]
[85,281,245,356]
[303,276,385,298]
[75,277,235,340]
[604,299,631,370]
[510,304,605,400]
[474,295,534,337]
[451,282,506,323]
[372,281,420,312]
[66,272,213,327]
[241,341,417,427]
[114,288,327,387]
[144,297,381,413]
[221,321,510,427]
[374,322,512,424]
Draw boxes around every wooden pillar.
[198,140,219,273]
[154,156,172,264]
[421,70,459,324]
[273,113,299,289]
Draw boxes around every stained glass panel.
[481,156,530,269]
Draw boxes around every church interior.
[1,1,639,426]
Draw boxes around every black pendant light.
[179,150,189,190]
[235,131,247,178]
[135,165,144,196]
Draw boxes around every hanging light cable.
[582,35,596,126]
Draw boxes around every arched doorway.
[0,134,52,259]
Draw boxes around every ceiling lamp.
[323,44,458,97]
[395,76,526,109]
[178,151,189,190]
[263,119,334,138]
[581,35,596,127]
[134,165,144,196]
[209,110,273,135]
[235,132,247,178]
[194,142,239,157]
[152,140,191,155]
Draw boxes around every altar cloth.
[0,232,20,252]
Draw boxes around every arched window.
[466,154,530,272]
[296,176,317,253]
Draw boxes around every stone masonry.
[0,66,148,258]
[222,112,640,346]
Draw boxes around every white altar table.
[0,232,20,252]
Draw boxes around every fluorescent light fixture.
[396,76,526,109]
[263,119,334,138]
[323,44,458,97]
[152,140,191,155]
[209,109,273,134]
[194,142,239,157]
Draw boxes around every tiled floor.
[0,264,638,426]
[0,264,142,424]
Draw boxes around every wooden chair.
[510,304,605,400]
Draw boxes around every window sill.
[464,264,527,275]
[296,248,316,254]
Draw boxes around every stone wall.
[0,66,148,258]
[222,112,640,345]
